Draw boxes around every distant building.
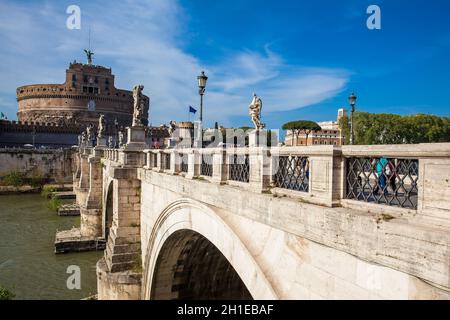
[284,108,347,146]
[147,126,170,149]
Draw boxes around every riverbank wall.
[0,148,75,184]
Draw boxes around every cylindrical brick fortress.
[16,61,149,128]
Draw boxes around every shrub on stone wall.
[47,196,62,212]
[29,171,45,189]
[41,185,56,198]
[1,171,25,187]
[0,285,15,300]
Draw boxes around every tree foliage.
[282,120,322,146]
[339,112,450,145]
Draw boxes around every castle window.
[83,75,88,83]
[94,88,99,94]
[83,86,88,93]
[72,74,76,81]
[89,87,94,93]
[94,76,98,84]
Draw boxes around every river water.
[0,194,101,300]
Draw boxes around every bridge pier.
[80,149,104,238]
[97,134,146,300]
[97,169,142,299]
[74,150,90,207]
[55,147,106,253]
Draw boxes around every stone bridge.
[69,141,450,300]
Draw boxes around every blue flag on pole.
[189,106,197,114]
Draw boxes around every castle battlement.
[0,119,84,134]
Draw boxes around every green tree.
[338,115,350,145]
[282,120,322,146]
[348,112,450,145]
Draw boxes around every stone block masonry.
[0,148,75,183]
[70,143,450,300]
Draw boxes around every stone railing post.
[186,149,201,179]
[155,150,164,172]
[414,144,450,228]
[308,146,342,207]
[143,150,151,169]
[168,150,178,174]
[249,147,271,193]
[211,148,227,184]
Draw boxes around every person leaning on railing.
[372,157,396,195]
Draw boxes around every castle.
[16,54,149,128]
[0,52,161,148]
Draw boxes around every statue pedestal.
[96,137,107,148]
[123,126,147,151]
[248,129,267,147]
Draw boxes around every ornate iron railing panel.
[345,157,419,209]
[201,154,213,177]
[273,156,309,192]
[229,154,249,183]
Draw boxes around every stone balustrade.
[103,148,121,163]
[81,142,450,299]
[137,143,450,228]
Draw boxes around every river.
[0,194,101,300]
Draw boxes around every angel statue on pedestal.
[249,93,265,130]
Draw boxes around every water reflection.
[0,194,101,300]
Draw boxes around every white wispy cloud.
[0,0,350,126]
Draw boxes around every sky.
[0,0,449,130]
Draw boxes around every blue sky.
[0,0,449,130]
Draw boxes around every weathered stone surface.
[57,203,80,216]
[71,143,450,300]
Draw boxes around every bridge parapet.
[142,143,450,228]
[135,143,450,299]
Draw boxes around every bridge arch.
[142,199,278,300]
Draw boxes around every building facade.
[285,108,347,146]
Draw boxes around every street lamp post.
[348,92,357,145]
[197,71,208,147]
